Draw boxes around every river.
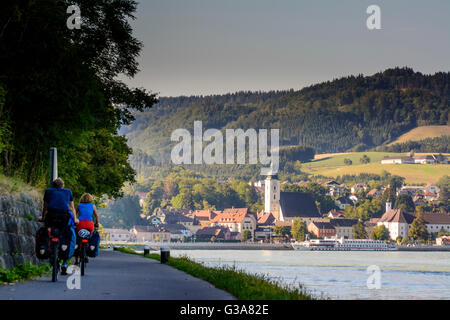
[170,250,450,300]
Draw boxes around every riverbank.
[166,249,450,300]
[103,242,450,252]
[103,242,294,250]
[116,247,316,300]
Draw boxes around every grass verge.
[116,247,316,300]
[0,262,51,284]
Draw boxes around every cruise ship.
[292,238,397,251]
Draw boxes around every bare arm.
[93,205,99,227]
[70,201,78,224]
[40,201,48,222]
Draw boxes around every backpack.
[35,227,51,260]
[86,230,100,258]
[58,226,76,261]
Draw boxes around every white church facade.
[264,174,322,223]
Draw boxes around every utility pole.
[49,147,58,186]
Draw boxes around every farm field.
[303,152,450,184]
[387,125,450,145]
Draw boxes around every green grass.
[0,174,42,200]
[303,152,405,169]
[116,247,316,300]
[0,262,51,284]
[302,152,450,184]
[308,163,450,184]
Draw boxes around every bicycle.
[49,227,61,282]
[77,229,91,276]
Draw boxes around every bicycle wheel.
[81,242,86,276]
[51,241,59,282]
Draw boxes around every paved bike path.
[0,250,235,300]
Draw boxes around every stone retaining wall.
[0,194,42,269]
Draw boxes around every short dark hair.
[52,178,64,188]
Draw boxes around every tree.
[273,226,289,237]
[437,175,450,210]
[0,0,157,195]
[360,155,371,164]
[353,221,368,239]
[396,236,406,245]
[241,230,251,242]
[437,228,450,237]
[98,195,142,229]
[291,218,307,241]
[394,194,415,212]
[408,212,428,241]
[344,158,353,165]
[371,225,390,240]
[171,189,194,210]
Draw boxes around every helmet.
[78,229,91,239]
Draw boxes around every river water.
[170,250,450,300]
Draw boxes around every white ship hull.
[291,239,398,251]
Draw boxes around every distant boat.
[291,238,397,251]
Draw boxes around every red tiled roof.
[379,210,450,225]
[222,208,248,215]
[211,211,248,224]
[257,212,275,225]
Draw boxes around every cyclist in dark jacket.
[39,178,79,275]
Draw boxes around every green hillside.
[122,67,450,179]
[302,152,450,184]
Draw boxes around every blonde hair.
[80,193,94,203]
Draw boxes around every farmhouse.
[381,156,415,164]
[414,155,436,164]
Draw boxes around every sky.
[121,0,450,97]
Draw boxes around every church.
[264,174,322,224]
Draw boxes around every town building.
[424,183,440,194]
[307,221,336,239]
[335,196,353,210]
[264,174,322,224]
[254,226,273,242]
[321,180,345,197]
[102,228,134,242]
[367,189,381,198]
[327,209,346,219]
[351,183,368,194]
[329,219,358,239]
[130,225,171,243]
[377,203,450,240]
[195,226,230,241]
[162,224,192,241]
[210,208,257,239]
[398,186,425,196]
[192,209,218,228]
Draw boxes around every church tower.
[265,174,280,220]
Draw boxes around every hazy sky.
[122,0,450,97]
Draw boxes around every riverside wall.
[0,194,42,269]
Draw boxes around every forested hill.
[123,67,450,166]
